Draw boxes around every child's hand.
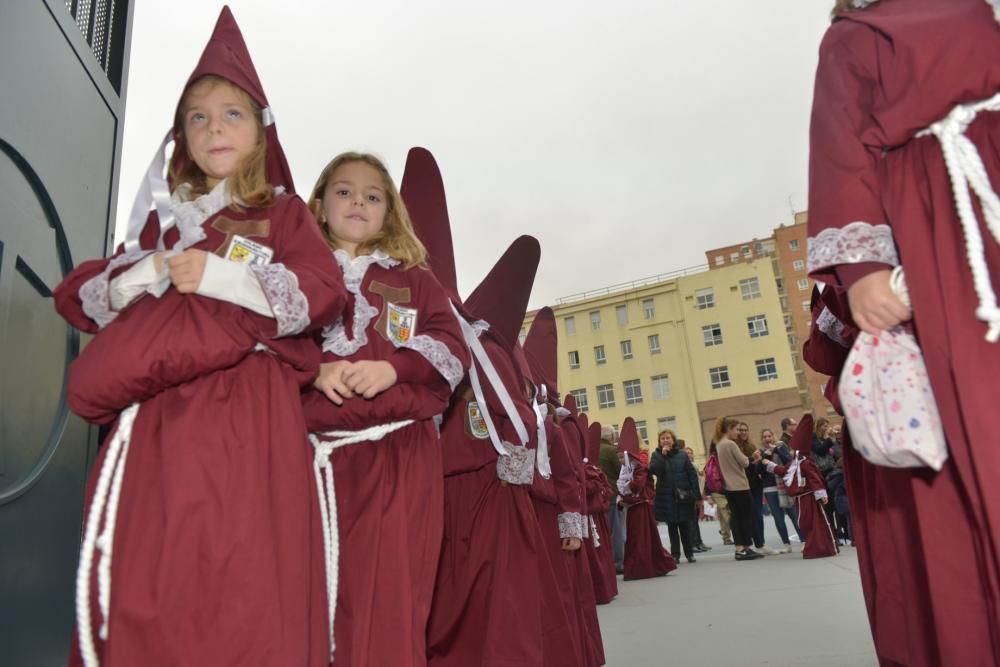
[314,361,355,405]
[167,249,209,293]
[342,360,397,399]
[847,269,911,335]
[561,538,582,551]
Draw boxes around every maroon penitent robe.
[582,463,618,604]
[56,191,346,666]
[774,457,838,560]
[426,328,544,667]
[301,252,468,667]
[808,2,1000,664]
[620,455,677,581]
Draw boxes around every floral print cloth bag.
[839,326,948,470]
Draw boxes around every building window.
[643,298,655,320]
[648,334,661,354]
[635,420,648,443]
[739,277,761,300]
[612,424,620,439]
[616,304,628,326]
[710,366,731,389]
[695,288,715,310]
[621,339,633,360]
[569,388,589,412]
[742,246,752,259]
[597,383,616,409]
[761,240,776,255]
[651,374,671,400]
[730,252,739,263]
[792,259,805,271]
[623,379,643,405]
[747,314,769,338]
[657,416,678,434]
[714,255,725,266]
[564,316,576,335]
[780,296,790,310]
[789,239,800,251]
[797,278,809,291]
[783,314,793,329]
[568,350,580,369]
[590,310,601,330]
[594,345,606,365]
[802,300,811,312]
[518,328,527,344]
[702,323,723,347]
[756,357,779,381]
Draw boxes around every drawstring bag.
[839,326,948,470]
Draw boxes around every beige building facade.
[524,260,800,462]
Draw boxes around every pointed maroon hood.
[172,6,295,193]
[575,411,590,460]
[619,417,640,456]
[523,307,558,399]
[400,147,459,300]
[464,235,540,352]
[790,414,815,454]
[588,422,603,463]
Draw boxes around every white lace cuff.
[814,489,829,501]
[198,253,273,318]
[558,511,585,539]
[80,250,154,329]
[496,444,535,485]
[807,222,899,274]
[400,334,464,390]
[250,263,310,337]
[108,254,159,311]
[816,308,850,348]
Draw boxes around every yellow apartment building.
[523,260,801,462]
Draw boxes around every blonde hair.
[169,76,274,209]
[815,417,831,438]
[307,152,427,268]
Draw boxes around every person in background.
[826,459,852,546]
[715,417,763,561]
[598,425,625,575]
[649,430,701,563]
[703,442,733,545]
[686,446,711,552]
[736,422,777,555]
[759,429,794,553]
[779,417,797,445]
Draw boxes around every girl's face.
[818,423,829,438]
[726,424,740,439]
[182,79,260,188]
[322,161,388,256]
[761,430,775,446]
[736,424,749,441]
[659,432,674,448]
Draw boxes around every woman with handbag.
[649,430,701,563]
[760,429,796,553]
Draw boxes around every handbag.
[839,325,948,470]
[778,491,794,509]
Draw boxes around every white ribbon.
[123,131,177,254]
[590,516,601,548]
[782,454,804,490]
[308,420,414,662]
[77,403,141,667]
[616,451,635,497]
[917,91,1000,343]
[450,304,531,458]
[530,395,552,479]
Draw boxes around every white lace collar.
[169,180,232,251]
[322,249,399,357]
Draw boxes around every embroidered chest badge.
[466,401,490,440]
[225,235,274,265]
[386,302,417,345]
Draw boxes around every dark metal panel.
[0,1,132,664]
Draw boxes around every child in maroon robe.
[301,152,469,666]
[54,8,346,666]
[583,421,619,604]
[765,417,838,560]
[809,2,1000,664]
[617,418,677,580]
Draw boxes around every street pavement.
[596,517,878,666]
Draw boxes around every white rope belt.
[590,516,601,548]
[76,402,141,667]
[917,91,1000,343]
[308,419,414,662]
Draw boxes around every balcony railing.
[556,263,709,305]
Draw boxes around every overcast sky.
[116,1,833,309]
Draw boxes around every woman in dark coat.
[649,430,701,563]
